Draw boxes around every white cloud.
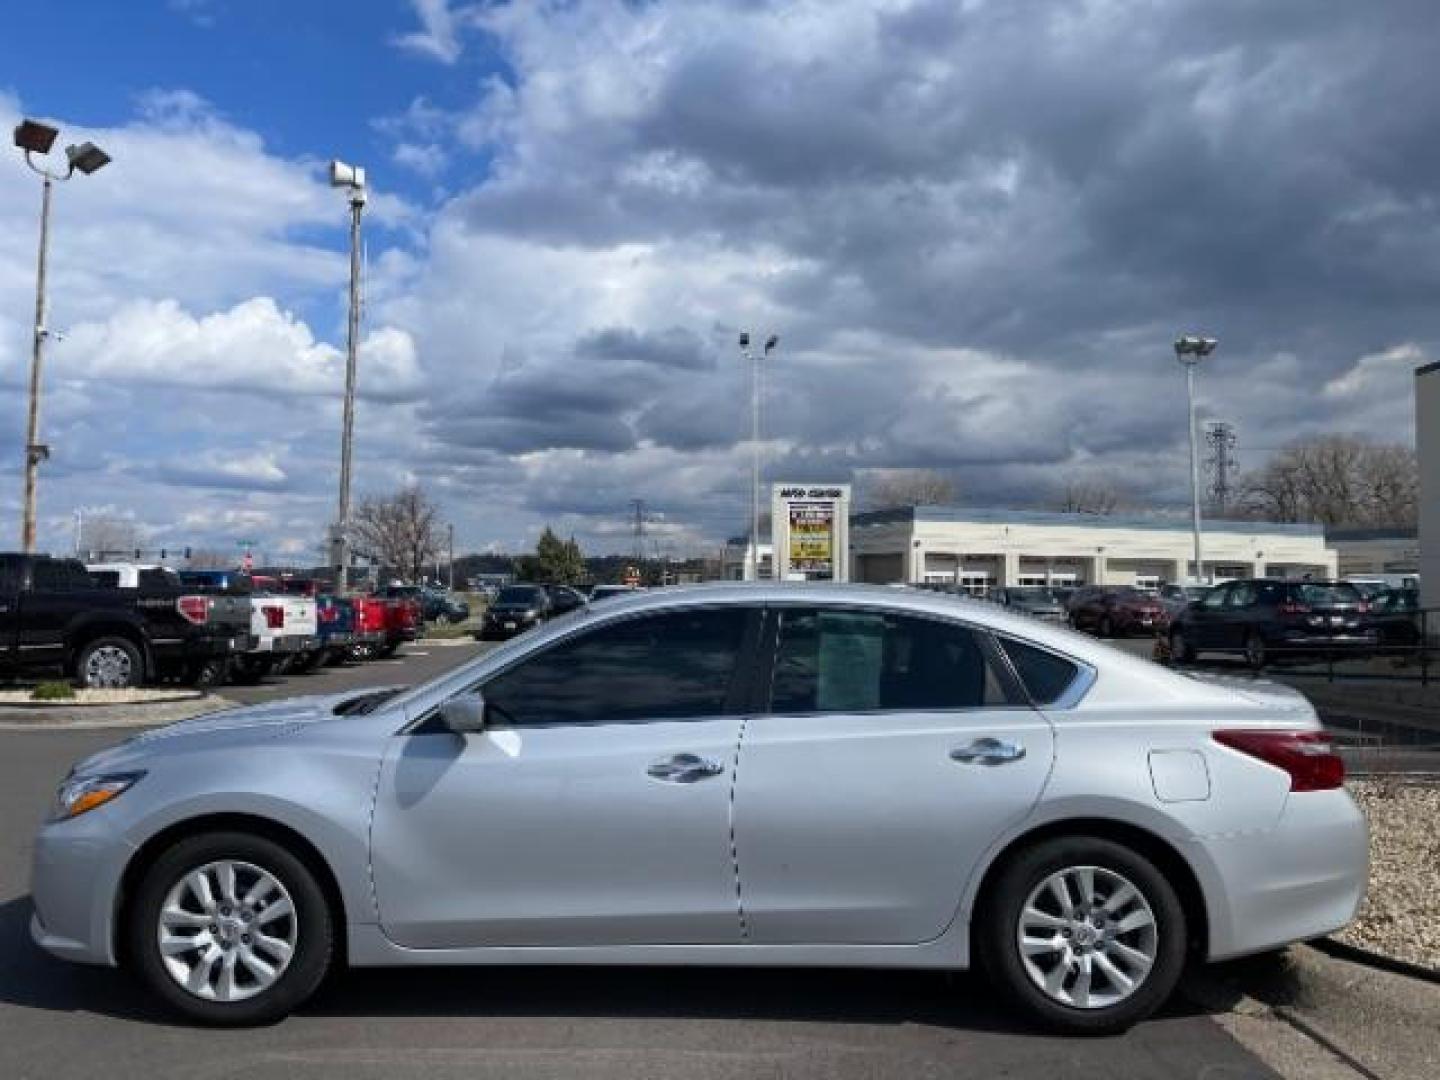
[393,0,473,65]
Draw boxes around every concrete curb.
[1315,937,1440,985]
[0,690,206,709]
[0,694,234,730]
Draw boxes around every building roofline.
[1417,359,1440,376]
[850,505,1326,537]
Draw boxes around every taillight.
[319,604,338,624]
[177,595,210,625]
[262,605,285,630]
[1356,601,1370,615]
[1213,729,1344,791]
[1277,600,1310,615]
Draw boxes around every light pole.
[1174,334,1218,583]
[739,331,778,581]
[12,119,111,552]
[329,160,366,592]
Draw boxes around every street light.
[1174,334,1218,584]
[739,331,780,581]
[12,117,111,552]
[329,159,367,592]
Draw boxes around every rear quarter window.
[998,637,1083,705]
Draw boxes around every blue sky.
[0,1,1434,563]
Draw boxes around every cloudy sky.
[1,0,1435,562]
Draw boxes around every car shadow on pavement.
[0,893,1223,1033]
[0,897,170,1024]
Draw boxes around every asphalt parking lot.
[0,643,1290,1079]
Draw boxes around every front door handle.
[647,753,725,783]
[950,737,1026,765]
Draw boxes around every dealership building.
[1419,361,1439,610]
[849,507,1336,591]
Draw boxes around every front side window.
[1200,585,1230,610]
[483,607,749,726]
[769,608,1009,714]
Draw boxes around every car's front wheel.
[979,836,1187,1035]
[127,831,333,1025]
[75,636,145,689]
[1169,627,1195,664]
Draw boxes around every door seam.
[729,713,750,941]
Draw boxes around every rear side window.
[769,609,1009,714]
[997,638,1082,706]
[32,560,90,591]
[138,568,179,590]
[90,570,120,588]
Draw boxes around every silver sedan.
[30,583,1367,1033]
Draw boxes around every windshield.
[495,585,543,605]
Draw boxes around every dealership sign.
[772,483,851,582]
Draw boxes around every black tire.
[376,642,399,659]
[348,642,376,662]
[182,657,233,689]
[1169,628,1195,664]
[126,831,333,1026]
[74,636,145,689]
[1244,631,1266,671]
[977,836,1187,1036]
[288,651,324,675]
[230,656,274,685]
[1098,616,1115,639]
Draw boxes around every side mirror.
[437,690,486,734]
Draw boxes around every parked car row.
[0,554,428,691]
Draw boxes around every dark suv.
[1169,579,1377,668]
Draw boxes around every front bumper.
[1200,787,1369,961]
[30,812,133,967]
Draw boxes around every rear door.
[732,606,1054,945]
[1188,583,1231,648]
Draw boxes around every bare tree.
[79,514,144,558]
[1237,435,1418,527]
[1052,475,1125,515]
[351,484,444,582]
[858,469,957,510]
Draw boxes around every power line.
[1204,421,1238,515]
[630,498,646,566]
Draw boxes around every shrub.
[31,681,77,701]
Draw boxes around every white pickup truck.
[174,570,320,683]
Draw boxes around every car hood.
[69,687,404,774]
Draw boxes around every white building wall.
[1418,363,1440,611]
[851,511,1335,587]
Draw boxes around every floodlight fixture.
[14,119,59,154]
[739,331,750,348]
[65,141,111,175]
[764,333,779,353]
[329,159,366,189]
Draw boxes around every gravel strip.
[1335,779,1440,972]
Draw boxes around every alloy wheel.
[157,860,298,1003]
[84,645,133,688]
[1016,865,1158,1010]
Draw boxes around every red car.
[1067,585,1169,637]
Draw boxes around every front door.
[371,605,758,949]
[733,606,1055,945]
[1188,583,1231,649]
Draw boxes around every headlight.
[52,772,144,821]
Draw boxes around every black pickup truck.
[0,554,250,689]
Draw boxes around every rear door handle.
[950,737,1026,765]
[647,753,725,783]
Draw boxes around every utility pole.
[13,120,111,551]
[1205,421,1238,516]
[447,522,455,590]
[738,331,779,580]
[1173,335,1218,583]
[630,498,646,568]
[329,160,366,592]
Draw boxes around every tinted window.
[32,560,88,592]
[770,609,1007,714]
[1295,583,1362,606]
[90,570,121,588]
[484,608,749,725]
[495,585,544,605]
[138,568,179,590]
[1226,582,1258,608]
[1200,585,1229,610]
[999,638,1082,705]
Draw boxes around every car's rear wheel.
[979,836,1186,1035]
[182,657,232,689]
[1099,615,1115,638]
[127,832,333,1026]
[75,636,145,689]
[230,656,274,685]
[1169,628,1195,664]
[1244,631,1267,670]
